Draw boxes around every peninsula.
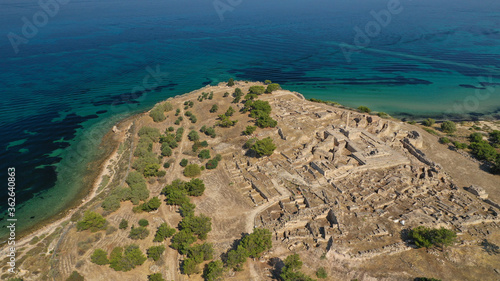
[2,81,500,281]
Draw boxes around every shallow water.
[0,0,499,238]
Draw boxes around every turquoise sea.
[0,0,499,238]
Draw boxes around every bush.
[189,115,197,123]
[180,159,188,167]
[251,137,276,157]
[217,114,238,127]
[453,141,468,149]
[109,244,147,272]
[179,202,196,217]
[265,83,281,93]
[203,260,224,281]
[439,137,450,144]
[148,273,166,281]
[77,211,106,232]
[184,164,201,178]
[138,127,161,142]
[470,132,484,143]
[240,228,272,258]
[175,108,180,116]
[243,125,257,136]
[170,229,197,254]
[441,121,456,133]
[188,242,214,263]
[490,130,500,145]
[91,249,109,265]
[198,149,211,160]
[206,158,219,170]
[223,92,229,97]
[249,85,265,95]
[225,106,235,117]
[101,195,121,213]
[129,226,150,240]
[119,219,128,230]
[153,223,176,242]
[255,114,277,128]
[316,267,328,279]
[188,130,199,142]
[182,258,200,275]
[377,112,389,118]
[422,118,435,127]
[138,219,149,227]
[226,244,249,271]
[470,141,498,161]
[142,197,161,212]
[180,214,212,240]
[264,79,272,84]
[227,78,235,86]
[357,106,371,113]
[423,127,438,135]
[210,104,218,113]
[66,271,84,281]
[162,186,190,206]
[409,226,456,248]
[147,245,166,261]
[185,178,205,196]
[161,143,172,157]
[280,254,315,281]
[150,107,166,122]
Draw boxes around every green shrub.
[377,112,389,118]
[439,137,450,144]
[179,202,196,217]
[227,78,235,86]
[240,228,272,258]
[255,114,277,128]
[198,149,211,160]
[109,245,147,272]
[280,254,315,281]
[226,244,249,271]
[409,226,456,248]
[187,242,214,263]
[90,249,109,265]
[217,114,238,127]
[129,226,149,240]
[148,273,166,281]
[223,92,229,97]
[423,127,438,135]
[119,219,128,230]
[316,267,328,279]
[470,132,484,143]
[142,197,161,212]
[251,137,276,157]
[210,104,218,113]
[490,130,500,145]
[264,79,272,84]
[453,141,468,149]
[182,258,200,275]
[249,85,265,95]
[357,106,371,113]
[153,223,176,242]
[206,158,219,170]
[76,211,106,232]
[66,271,84,281]
[180,159,188,167]
[170,229,197,254]
[161,143,172,157]
[138,127,161,142]
[188,130,199,141]
[185,178,205,196]
[470,141,498,161]
[441,120,456,133]
[184,164,201,178]
[175,108,180,116]
[138,219,149,227]
[243,125,257,136]
[422,118,435,127]
[102,195,121,213]
[225,106,235,116]
[265,83,281,93]
[203,260,224,281]
[180,214,212,240]
[147,245,166,261]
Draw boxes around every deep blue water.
[0,0,499,237]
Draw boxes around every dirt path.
[419,129,500,201]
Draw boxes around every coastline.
[0,114,137,250]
